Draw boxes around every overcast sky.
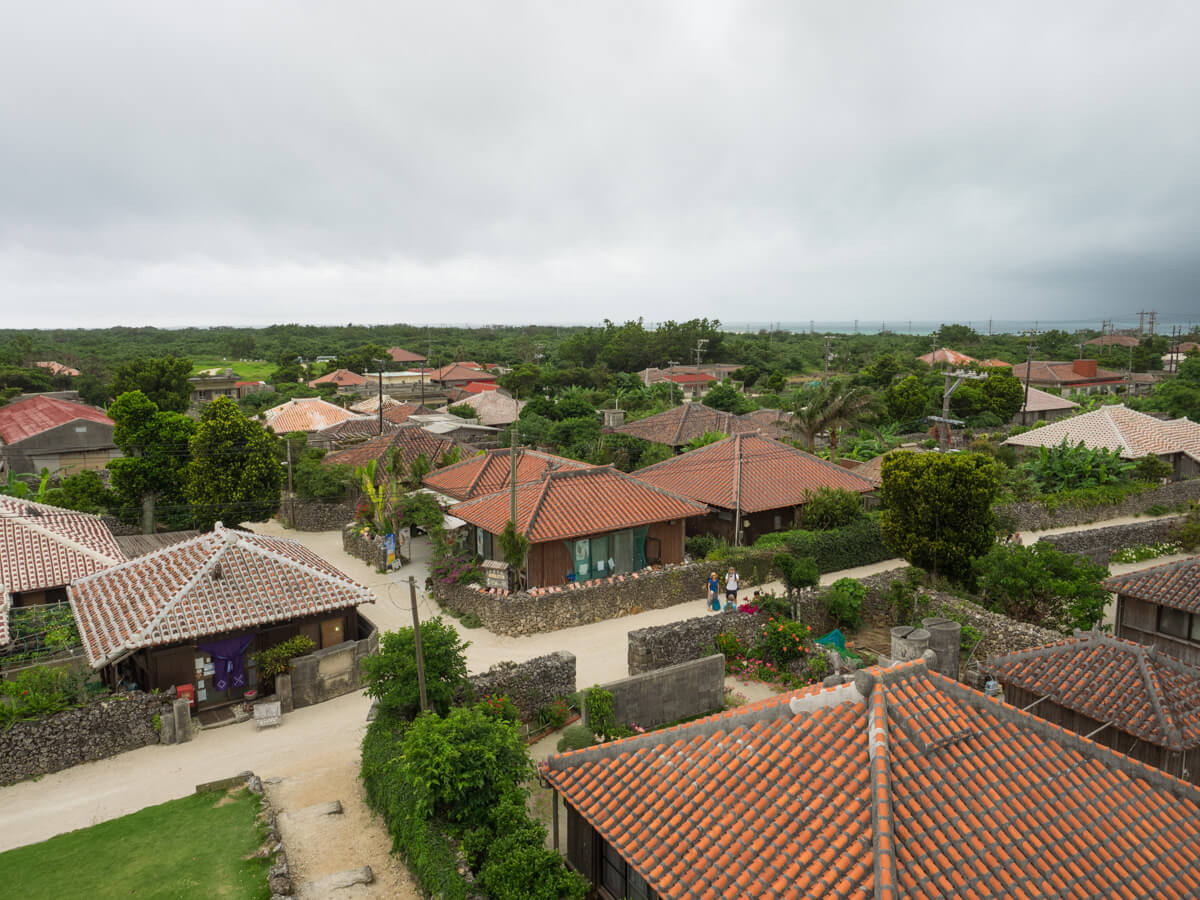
[2,2,1198,329]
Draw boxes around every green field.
[190,359,278,381]
[0,786,270,899]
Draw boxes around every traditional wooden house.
[1108,556,1200,667]
[449,466,707,588]
[69,524,374,710]
[986,631,1200,784]
[612,403,758,450]
[542,659,1200,899]
[633,432,874,544]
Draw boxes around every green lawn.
[0,787,270,899]
[190,358,278,381]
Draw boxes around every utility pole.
[286,438,295,525]
[509,414,519,527]
[1148,311,1157,337]
[822,337,833,384]
[692,339,708,375]
[940,369,987,447]
[1138,310,1146,338]
[1020,330,1037,426]
[667,360,680,405]
[377,360,384,435]
[408,576,428,713]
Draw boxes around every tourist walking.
[724,567,740,611]
[707,572,720,611]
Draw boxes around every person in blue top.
[707,572,720,611]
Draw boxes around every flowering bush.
[480,694,520,724]
[1110,541,1182,564]
[714,631,744,670]
[430,543,483,587]
[755,617,812,667]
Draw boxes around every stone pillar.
[276,673,294,714]
[890,626,930,663]
[922,617,962,680]
[172,698,192,743]
[159,705,176,744]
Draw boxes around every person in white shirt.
[724,567,740,607]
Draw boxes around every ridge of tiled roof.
[322,424,457,473]
[421,448,588,501]
[634,432,874,512]
[1103,555,1200,614]
[543,659,1200,899]
[448,465,708,543]
[986,630,1200,750]
[614,403,760,447]
[262,397,364,433]
[69,524,375,667]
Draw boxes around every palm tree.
[790,381,875,459]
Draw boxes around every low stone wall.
[591,655,726,731]
[469,651,576,722]
[0,691,167,786]
[280,496,357,532]
[1038,516,1183,565]
[996,479,1200,531]
[628,608,770,675]
[342,524,387,572]
[436,560,779,636]
[286,633,378,710]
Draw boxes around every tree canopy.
[110,356,193,413]
[185,397,282,529]
[107,390,197,530]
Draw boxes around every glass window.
[1159,606,1190,639]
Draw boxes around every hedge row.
[361,717,471,900]
[751,514,893,573]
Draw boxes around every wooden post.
[408,576,428,712]
[552,788,560,851]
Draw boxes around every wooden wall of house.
[9,586,68,608]
[1002,683,1199,785]
[565,804,597,882]
[686,509,736,543]
[529,540,574,588]
[1116,595,1200,668]
[646,520,685,565]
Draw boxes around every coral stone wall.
[996,479,1200,531]
[0,691,167,786]
[280,497,358,532]
[627,609,770,675]
[1037,517,1183,565]
[468,651,576,721]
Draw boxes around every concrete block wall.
[590,655,726,731]
[288,632,378,709]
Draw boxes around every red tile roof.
[665,372,717,384]
[634,432,874,513]
[387,347,428,363]
[429,363,496,384]
[1003,404,1200,461]
[0,395,113,444]
[1104,555,1200,614]
[449,466,707,542]
[1010,360,1125,386]
[262,398,364,434]
[307,368,367,388]
[381,402,437,425]
[987,631,1200,750]
[69,524,374,667]
[422,448,589,501]
[322,425,458,475]
[543,659,1200,899]
[0,497,126,647]
[462,381,500,394]
[614,403,760,447]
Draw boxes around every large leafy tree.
[981,371,1025,421]
[185,397,282,529]
[880,451,1002,584]
[109,356,193,413]
[107,390,197,530]
[974,543,1109,632]
[885,375,933,423]
[362,617,470,721]
[702,381,752,414]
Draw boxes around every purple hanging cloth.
[199,635,256,692]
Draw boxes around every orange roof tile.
[986,632,1200,750]
[322,425,458,475]
[422,448,589,501]
[307,368,367,388]
[448,466,707,542]
[69,524,374,667]
[634,432,874,513]
[542,660,1200,900]
[918,347,978,366]
[614,404,760,447]
[262,398,363,434]
[387,347,427,363]
[1104,555,1200,614]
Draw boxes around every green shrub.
[1110,541,1181,564]
[1171,503,1200,551]
[537,697,572,731]
[585,686,617,740]
[754,514,891,574]
[1132,455,1173,483]
[714,631,744,663]
[362,618,470,721]
[800,487,864,530]
[887,577,916,626]
[458,611,482,629]
[974,543,1109,633]
[806,653,831,683]
[1144,504,1171,516]
[1023,438,1134,492]
[0,665,87,728]
[556,723,596,752]
[251,635,315,693]
[825,578,866,631]
[480,694,520,724]
[685,533,719,559]
[755,618,813,667]
[474,795,589,900]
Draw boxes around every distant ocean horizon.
[717,317,1199,336]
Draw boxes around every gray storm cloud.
[1,2,1197,327]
